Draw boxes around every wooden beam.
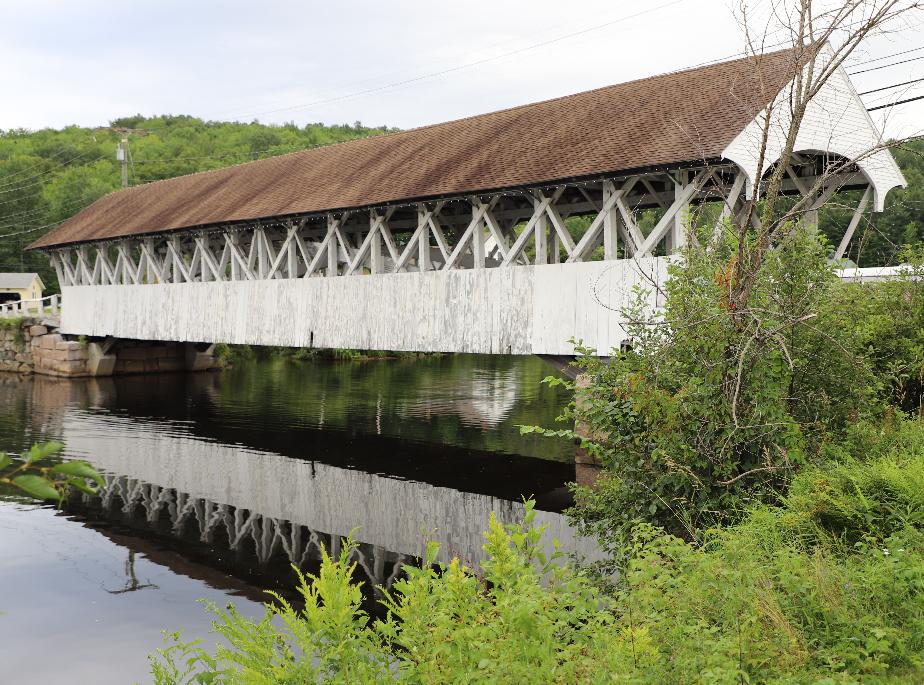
[637,169,713,257]
[833,186,872,261]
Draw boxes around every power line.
[849,43,924,67]
[867,93,924,111]
[849,53,924,75]
[0,219,68,240]
[859,76,924,95]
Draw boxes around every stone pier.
[0,316,219,378]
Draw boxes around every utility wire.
[859,76,924,95]
[849,53,924,75]
[868,93,924,111]
[0,219,68,240]
[849,43,924,67]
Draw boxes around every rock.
[28,325,48,336]
[40,334,62,350]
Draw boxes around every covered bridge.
[30,47,905,355]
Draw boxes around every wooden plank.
[833,186,872,261]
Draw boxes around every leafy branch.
[0,441,103,502]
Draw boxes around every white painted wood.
[833,185,872,261]
[61,258,668,356]
[637,169,712,257]
[666,170,689,253]
[602,180,619,260]
[722,58,906,211]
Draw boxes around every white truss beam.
[46,160,873,290]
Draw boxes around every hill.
[0,115,394,290]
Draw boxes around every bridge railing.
[837,265,917,283]
[0,293,60,319]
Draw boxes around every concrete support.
[573,373,603,487]
[185,343,217,371]
[87,341,117,377]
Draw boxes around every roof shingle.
[30,48,800,249]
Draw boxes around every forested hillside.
[0,116,394,290]
[1,114,922,292]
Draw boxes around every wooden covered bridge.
[30,47,905,357]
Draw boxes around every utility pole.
[117,137,128,188]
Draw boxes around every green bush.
[557,226,879,543]
[151,502,630,684]
[836,250,924,414]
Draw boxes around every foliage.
[556,225,881,542]
[0,440,103,502]
[151,501,627,685]
[832,249,924,414]
[152,453,924,684]
[0,117,394,291]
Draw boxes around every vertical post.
[667,170,688,253]
[370,212,384,275]
[286,232,298,278]
[198,234,209,282]
[143,239,154,284]
[534,196,548,265]
[117,137,129,189]
[229,232,241,281]
[327,216,339,276]
[171,237,182,283]
[804,194,820,233]
[255,228,267,279]
[471,201,485,269]
[417,205,431,272]
[602,180,620,260]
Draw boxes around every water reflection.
[0,357,593,683]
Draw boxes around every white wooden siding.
[61,259,669,356]
[722,62,906,210]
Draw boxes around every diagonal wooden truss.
[49,159,874,287]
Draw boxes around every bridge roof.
[32,48,801,249]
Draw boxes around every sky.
[1,0,923,140]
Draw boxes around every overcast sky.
[1,0,922,140]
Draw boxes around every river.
[0,354,595,684]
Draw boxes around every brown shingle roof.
[30,48,800,249]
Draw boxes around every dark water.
[0,355,595,684]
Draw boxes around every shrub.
[559,226,879,543]
[151,502,630,684]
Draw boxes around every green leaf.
[65,476,98,496]
[25,441,64,464]
[51,460,104,487]
[12,474,61,501]
[0,452,11,471]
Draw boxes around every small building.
[0,272,45,304]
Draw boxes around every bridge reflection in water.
[16,359,597,610]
